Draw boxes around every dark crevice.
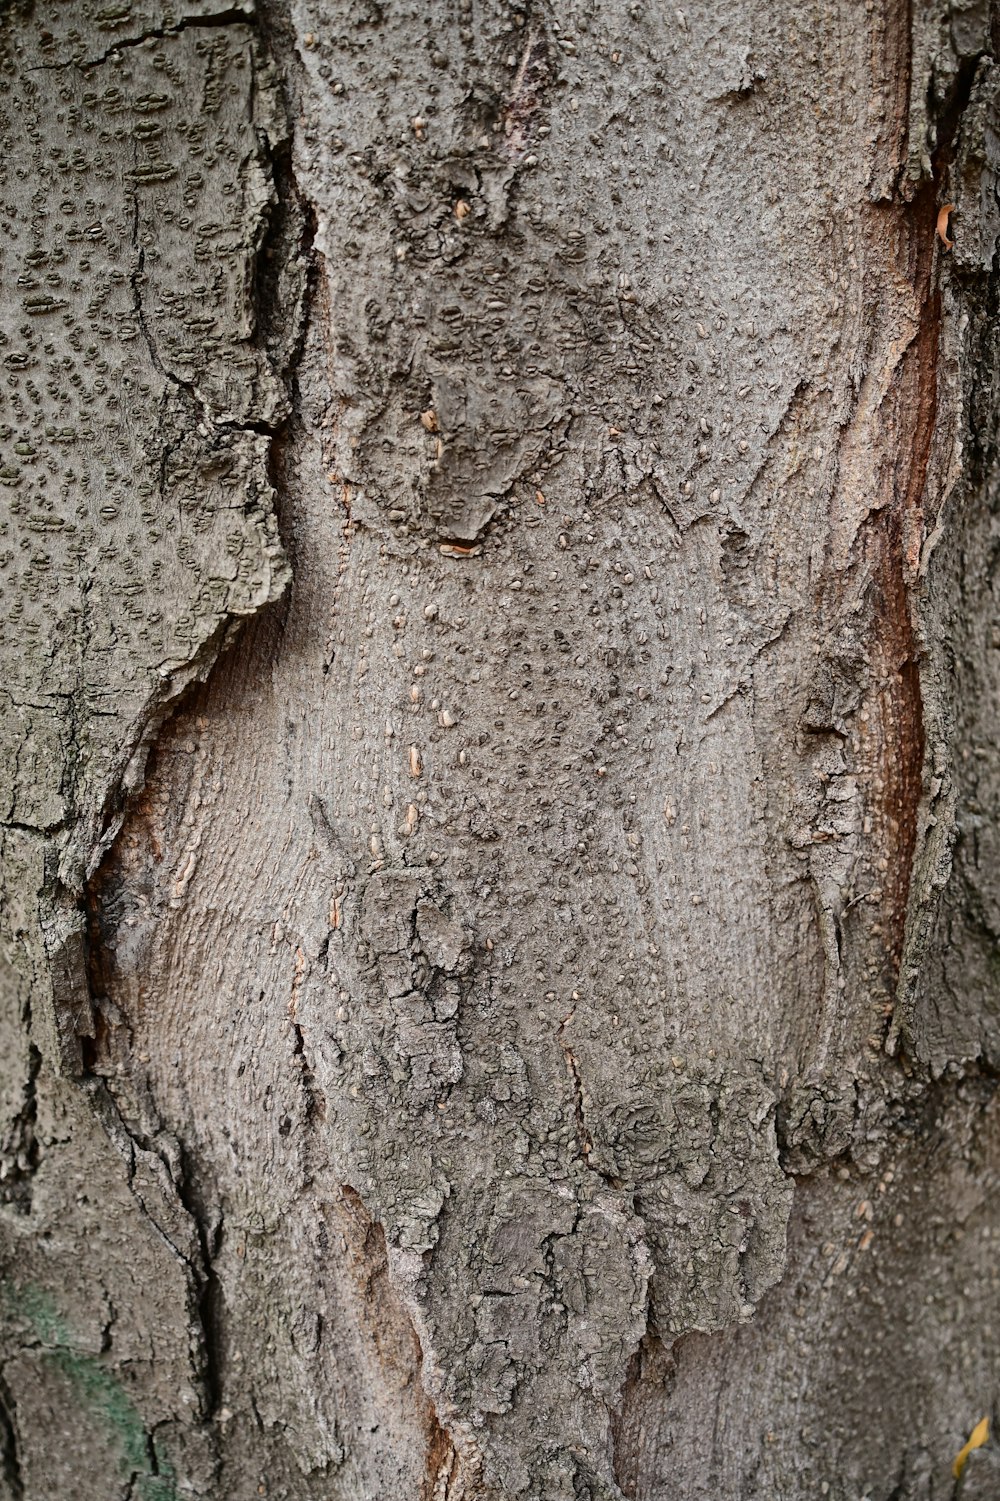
[216,417,279,438]
[175,1145,227,1422]
[0,1040,41,1213]
[0,817,67,838]
[250,68,320,571]
[129,168,297,450]
[931,49,987,180]
[85,824,228,1417]
[609,1350,642,1498]
[437,534,487,554]
[252,135,317,385]
[83,115,315,999]
[80,1080,188,1259]
[0,1371,24,1500]
[291,1021,327,1127]
[83,610,239,922]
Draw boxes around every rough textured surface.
[4,0,1000,1497]
[0,0,291,1074]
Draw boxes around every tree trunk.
[3,0,1000,1496]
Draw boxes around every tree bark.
[3,0,1000,1496]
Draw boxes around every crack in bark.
[81,1076,227,1435]
[0,1370,24,1501]
[28,8,256,73]
[128,200,231,439]
[556,1010,623,1191]
[290,1020,327,1127]
[175,1143,227,1423]
[855,50,990,994]
[82,1081,192,1259]
[80,33,315,887]
[0,1038,41,1213]
[559,1025,596,1166]
[0,817,67,837]
[71,10,319,1442]
[883,33,997,1035]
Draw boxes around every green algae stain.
[4,1283,176,1500]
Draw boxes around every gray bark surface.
[2,0,1000,1497]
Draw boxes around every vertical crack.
[886,31,997,1037]
[556,1009,623,1190]
[74,3,318,1443]
[189,1203,226,1423]
[291,1020,327,1127]
[128,193,202,415]
[0,1370,24,1500]
[557,1009,595,1167]
[1,1037,41,1213]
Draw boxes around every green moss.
[5,1284,176,1500]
